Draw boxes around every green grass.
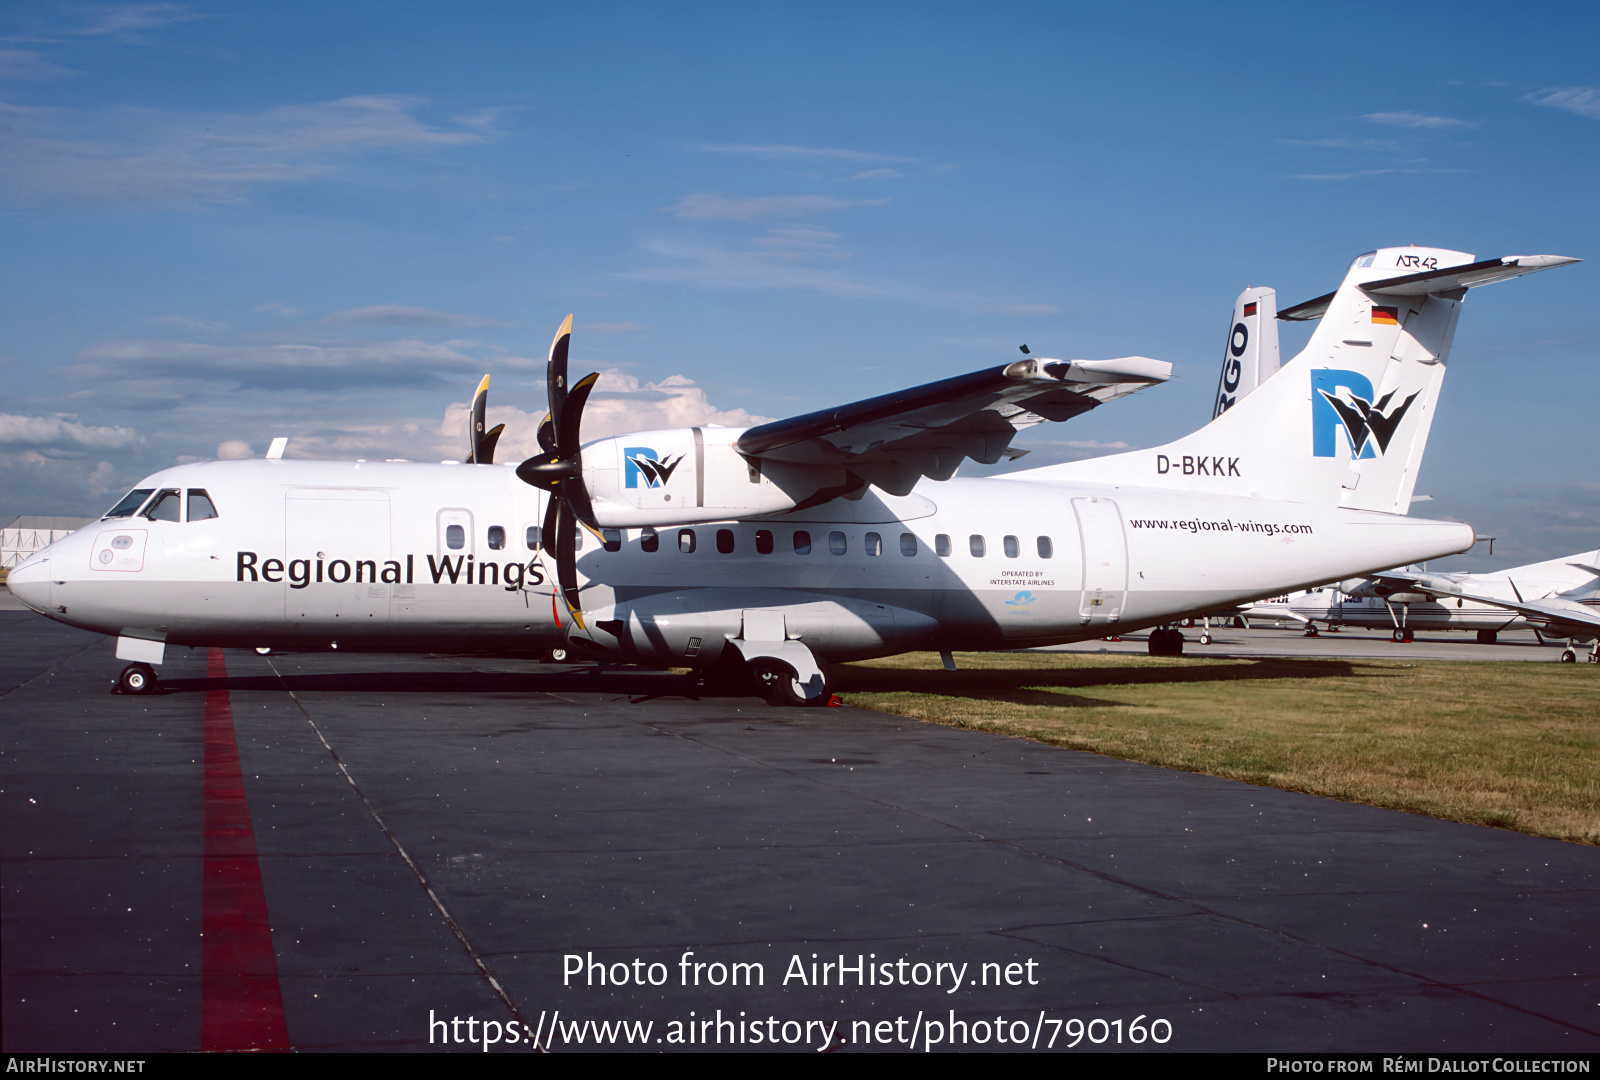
[836,651,1600,845]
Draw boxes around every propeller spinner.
[515,315,602,631]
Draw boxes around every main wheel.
[1561,649,1577,663]
[751,658,829,707]
[1476,630,1498,645]
[1391,628,1405,643]
[543,646,570,663]
[1198,632,1212,645]
[117,663,157,695]
[1402,627,1415,643]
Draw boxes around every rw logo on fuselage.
[624,446,685,489]
[1311,370,1419,460]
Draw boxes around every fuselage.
[9,457,1475,665]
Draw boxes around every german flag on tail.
[1371,305,1400,325]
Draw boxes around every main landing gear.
[1148,627,1185,657]
[1476,630,1498,645]
[1559,641,1599,664]
[115,662,158,695]
[1390,627,1415,643]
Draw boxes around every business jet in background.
[7,246,1579,699]
[1283,551,1600,660]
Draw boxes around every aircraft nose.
[6,557,52,613]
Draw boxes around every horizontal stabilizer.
[1279,255,1581,321]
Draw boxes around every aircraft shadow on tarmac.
[149,667,706,701]
[829,657,1366,710]
[145,655,1366,710]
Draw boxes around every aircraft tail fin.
[1212,286,1278,419]
[1023,246,1578,511]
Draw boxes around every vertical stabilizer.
[1212,286,1279,419]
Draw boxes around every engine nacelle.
[583,427,843,527]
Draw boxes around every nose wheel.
[115,663,158,695]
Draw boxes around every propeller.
[515,315,602,631]
[466,374,506,465]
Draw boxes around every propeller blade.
[467,374,490,464]
[553,498,586,631]
[536,412,556,453]
[558,371,599,455]
[546,314,573,433]
[478,423,504,466]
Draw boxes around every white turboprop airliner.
[1285,551,1600,658]
[7,246,1579,700]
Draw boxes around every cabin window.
[525,526,542,550]
[755,529,774,555]
[187,490,218,521]
[679,529,696,553]
[487,526,506,550]
[446,524,465,550]
[865,532,882,556]
[603,529,622,552]
[1037,536,1053,559]
[935,534,951,557]
[105,489,154,519]
[1003,535,1020,558]
[641,527,659,553]
[900,533,917,557]
[143,489,182,523]
[969,534,985,557]
[793,530,811,555]
[717,529,735,554]
[829,531,847,556]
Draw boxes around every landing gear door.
[1073,496,1127,625]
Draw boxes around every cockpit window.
[142,489,182,522]
[187,490,218,521]
[104,489,154,519]
[1352,251,1377,269]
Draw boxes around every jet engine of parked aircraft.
[6,246,1579,700]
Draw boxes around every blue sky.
[2,1,1595,570]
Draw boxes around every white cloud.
[76,3,206,40]
[1295,167,1471,181]
[1525,86,1600,120]
[982,304,1062,317]
[584,321,649,334]
[622,235,892,297]
[0,95,493,207]
[0,413,140,451]
[216,440,254,459]
[1362,111,1477,129]
[439,370,773,464]
[693,143,917,165]
[68,338,494,396]
[664,193,888,221]
[0,49,77,80]
[852,168,903,180]
[320,305,509,328]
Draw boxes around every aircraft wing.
[735,355,1169,495]
[1373,571,1600,634]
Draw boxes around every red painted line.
[201,647,289,1052]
